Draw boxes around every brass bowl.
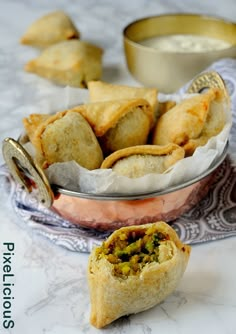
[123,14,236,93]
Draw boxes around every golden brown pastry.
[100,144,185,178]
[183,90,228,155]
[23,114,51,149]
[23,110,103,170]
[24,40,103,88]
[20,10,80,48]
[73,98,153,155]
[158,100,176,116]
[88,80,158,120]
[88,221,191,328]
[152,88,227,156]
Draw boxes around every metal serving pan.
[2,71,229,231]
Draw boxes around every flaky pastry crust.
[152,88,227,155]
[88,80,158,120]
[88,222,191,328]
[21,10,80,48]
[25,40,103,88]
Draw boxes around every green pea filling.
[96,225,172,278]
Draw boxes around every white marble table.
[0,1,236,333]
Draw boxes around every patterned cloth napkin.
[1,58,236,253]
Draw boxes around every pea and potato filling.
[96,226,173,278]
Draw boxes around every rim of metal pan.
[52,143,228,201]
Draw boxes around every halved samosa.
[88,221,191,329]
[21,10,80,48]
[88,80,158,120]
[25,40,103,88]
[101,144,184,178]
[73,98,153,154]
[152,88,227,156]
[23,110,103,169]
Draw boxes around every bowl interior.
[124,14,236,48]
[123,14,236,92]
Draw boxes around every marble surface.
[0,0,236,333]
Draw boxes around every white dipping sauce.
[139,34,232,52]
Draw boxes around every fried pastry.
[88,221,191,328]
[73,98,153,155]
[88,80,158,120]
[158,100,176,116]
[23,110,103,170]
[152,88,227,155]
[25,40,103,88]
[23,114,51,149]
[183,90,228,155]
[20,10,80,48]
[101,144,184,178]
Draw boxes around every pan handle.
[187,71,227,94]
[2,138,53,207]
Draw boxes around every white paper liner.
[31,87,230,195]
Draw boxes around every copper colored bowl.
[2,136,228,231]
[50,148,226,231]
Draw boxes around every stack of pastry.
[21,11,103,87]
[23,80,228,178]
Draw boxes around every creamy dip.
[139,34,232,52]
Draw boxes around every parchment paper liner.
[26,87,231,195]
